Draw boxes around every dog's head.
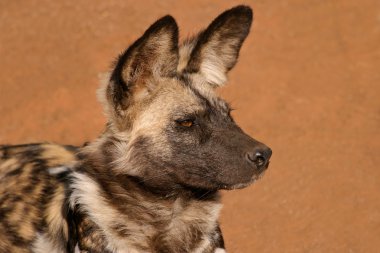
[98,6,271,191]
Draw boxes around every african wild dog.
[0,5,271,253]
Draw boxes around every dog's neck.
[70,140,223,252]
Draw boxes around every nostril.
[246,151,267,168]
[255,153,266,167]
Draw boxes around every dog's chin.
[218,170,267,190]
[180,164,269,192]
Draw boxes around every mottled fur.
[0,5,271,253]
[0,143,77,253]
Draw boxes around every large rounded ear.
[106,15,179,114]
[185,6,253,87]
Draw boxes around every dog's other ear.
[107,15,179,112]
[185,5,253,87]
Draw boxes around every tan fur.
[41,144,77,167]
[46,184,69,245]
[177,39,198,72]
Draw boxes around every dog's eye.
[176,119,194,127]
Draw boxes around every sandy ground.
[0,1,379,252]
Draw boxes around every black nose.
[246,147,272,169]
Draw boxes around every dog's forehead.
[154,77,229,114]
[184,76,231,114]
[154,78,201,107]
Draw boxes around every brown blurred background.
[0,1,379,252]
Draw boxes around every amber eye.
[177,119,194,127]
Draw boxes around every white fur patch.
[32,233,64,253]
[200,56,227,86]
[215,248,227,253]
[48,166,69,175]
[74,244,80,253]
[70,172,146,252]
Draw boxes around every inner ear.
[109,15,179,109]
[185,5,253,87]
